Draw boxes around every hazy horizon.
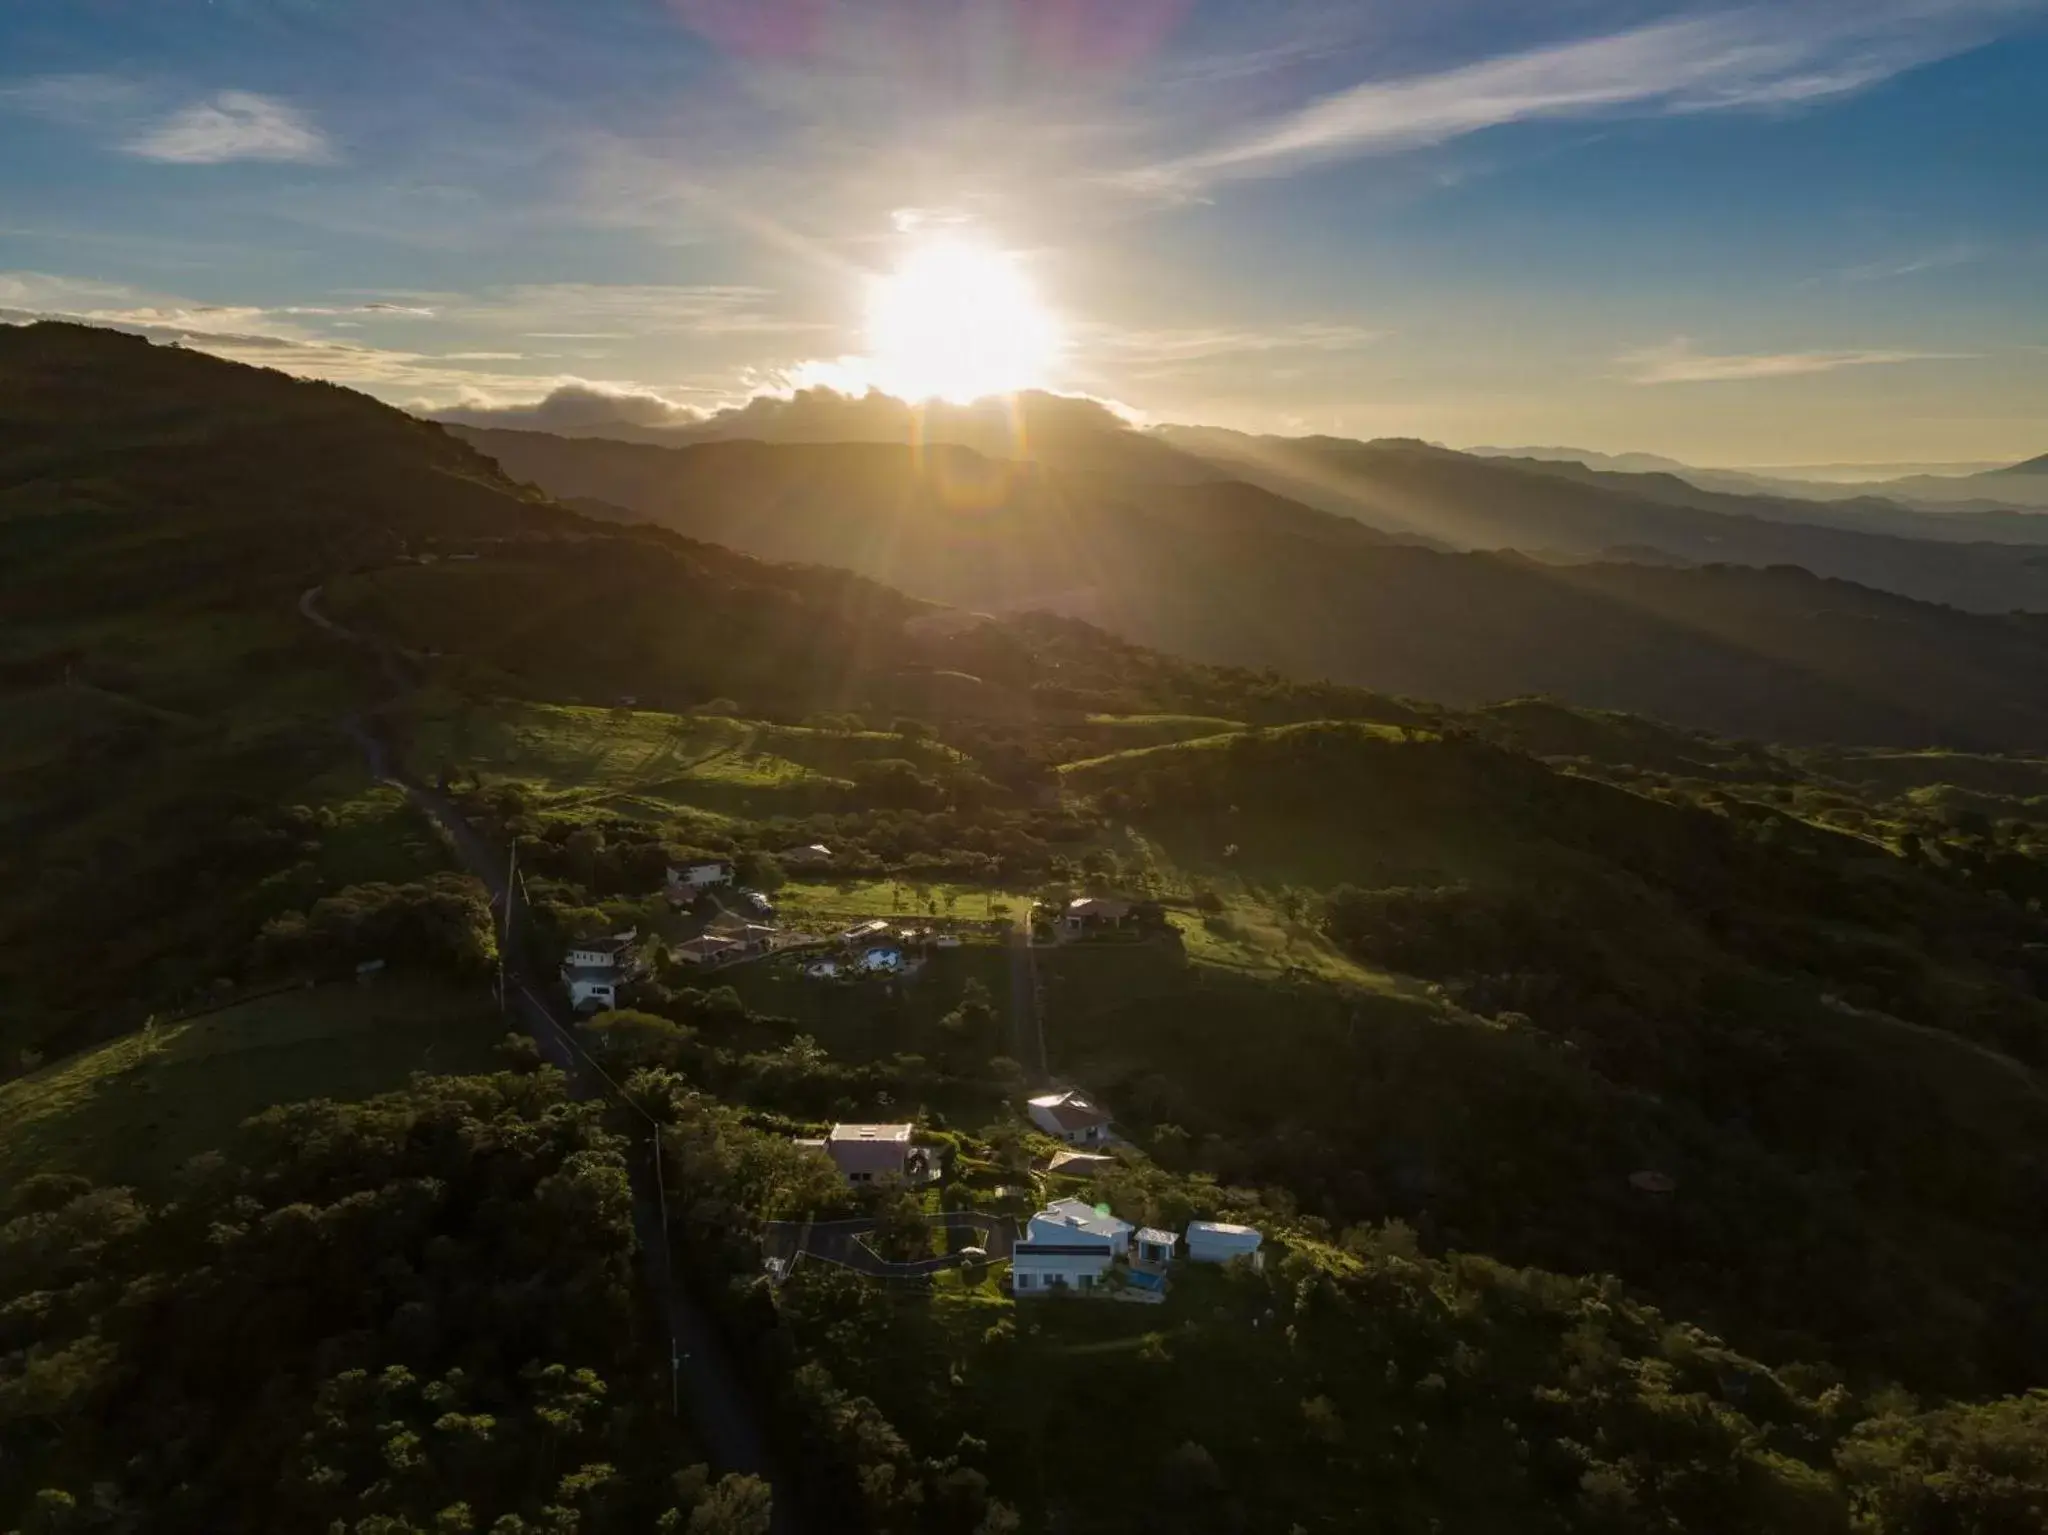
[5,0,2047,464]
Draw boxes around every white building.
[779,843,834,867]
[561,933,635,1011]
[1028,1088,1113,1145]
[1014,1198,1133,1297]
[1186,1220,1264,1267]
[1011,1240,1117,1296]
[666,861,734,900]
[821,1123,914,1184]
[1133,1228,1177,1266]
[1062,896,1132,935]
[1029,1196,1132,1251]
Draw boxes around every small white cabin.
[1186,1220,1263,1267]
[1133,1228,1177,1266]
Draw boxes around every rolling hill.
[459,422,2048,750]
[0,321,1408,1057]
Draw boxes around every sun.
[863,238,1061,403]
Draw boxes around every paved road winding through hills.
[299,584,803,1532]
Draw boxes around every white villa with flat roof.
[822,1123,913,1183]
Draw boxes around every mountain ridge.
[455,420,2048,751]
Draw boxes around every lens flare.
[863,238,1061,403]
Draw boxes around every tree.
[685,1474,772,1534]
[871,1188,930,1264]
[735,851,785,893]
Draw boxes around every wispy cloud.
[444,282,823,337]
[1618,337,1965,384]
[0,73,148,125]
[126,91,333,165]
[1085,319,1382,371]
[1130,2,2036,191]
[1838,240,1987,282]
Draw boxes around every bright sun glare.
[863,238,1061,404]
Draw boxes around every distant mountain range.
[454,419,2048,750]
[1467,441,2048,507]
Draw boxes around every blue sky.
[3,0,2045,464]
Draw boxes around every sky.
[3,0,2046,466]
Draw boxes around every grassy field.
[400,697,966,822]
[0,979,506,1192]
[1078,713,1247,748]
[772,876,1028,930]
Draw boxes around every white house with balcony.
[561,932,636,1011]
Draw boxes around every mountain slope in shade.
[1153,426,2048,607]
[1986,451,2048,477]
[455,423,2048,751]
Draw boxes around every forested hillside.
[459,424,2048,750]
[7,324,2048,1533]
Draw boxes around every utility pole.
[498,841,517,1018]
[653,1122,680,1418]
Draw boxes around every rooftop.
[706,914,778,939]
[673,935,740,960]
[1065,897,1132,921]
[1033,1197,1131,1242]
[569,935,632,956]
[1045,1148,1119,1175]
[1029,1089,1112,1132]
[829,1123,913,1144]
